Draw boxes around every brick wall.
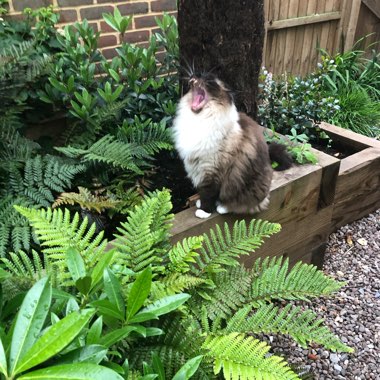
[6,0,177,58]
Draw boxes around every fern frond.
[112,190,173,274]
[5,155,86,208]
[192,219,281,276]
[225,303,353,353]
[151,273,207,299]
[14,206,108,282]
[251,257,345,303]
[53,186,121,213]
[56,135,144,173]
[119,117,173,156]
[167,236,203,273]
[190,265,254,320]
[203,333,300,380]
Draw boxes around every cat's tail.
[268,142,293,171]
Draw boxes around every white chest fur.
[173,96,241,187]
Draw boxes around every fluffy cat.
[172,73,292,219]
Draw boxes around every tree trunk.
[177,0,265,119]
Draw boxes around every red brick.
[89,22,99,32]
[100,20,132,33]
[98,34,118,48]
[58,0,93,6]
[102,47,118,59]
[134,15,157,29]
[151,0,177,12]
[121,30,150,44]
[80,5,113,21]
[13,0,52,12]
[118,2,149,16]
[59,9,78,23]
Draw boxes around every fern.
[203,333,300,380]
[14,206,108,283]
[56,117,173,175]
[53,186,121,213]
[189,265,255,320]
[0,249,59,300]
[111,190,173,274]
[167,236,203,273]
[192,219,281,276]
[250,257,344,303]
[225,303,353,352]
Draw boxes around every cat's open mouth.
[190,79,208,112]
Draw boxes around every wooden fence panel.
[263,0,380,76]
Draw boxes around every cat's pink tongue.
[191,94,204,111]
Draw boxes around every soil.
[148,150,195,213]
[312,138,360,160]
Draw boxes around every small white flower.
[317,62,323,68]
[263,70,268,75]
[329,59,334,64]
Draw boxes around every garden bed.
[319,122,380,232]
[170,122,380,268]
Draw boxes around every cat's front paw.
[195,209,212,219]
[216,204,229,215]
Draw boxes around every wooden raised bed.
[170,123,380,268]
[171,148,340,268]
[319,122,380,232]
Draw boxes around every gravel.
[269,209,380,379]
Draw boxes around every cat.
[172,72,292,219]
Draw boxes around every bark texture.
[178,0,265,118]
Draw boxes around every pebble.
[267,210,380,379]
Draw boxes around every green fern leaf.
[167,236,203,273]
[112,190,173,274]
[192,219,281,276]
[14,206,108,282]
[225,304,353,353]
[203,333,300,380]
[251,257,345,303]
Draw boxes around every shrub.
[0,190,353,379]
[0,9,179,256]
[258,40,380,141]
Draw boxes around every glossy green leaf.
[90,250,114,290]
[145,327,163,337]
[126,267,152,321]
[103,268,125,317]
[66,298,80,315]
[0,338,7,376]
[98,326,142,348]
[17,363,124,379]
[127,311,158,324]
[152,352,165,380]
[54,344,108,365]
[9,277,52,375]
[76,276,92,295]
[91,300,124,320]
[140,293,190,317]
[87,316,103,345]
[66,247,86,282]
[14,309,95,375]
[172,356,203,380]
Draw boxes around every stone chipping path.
[270,209,380,379]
